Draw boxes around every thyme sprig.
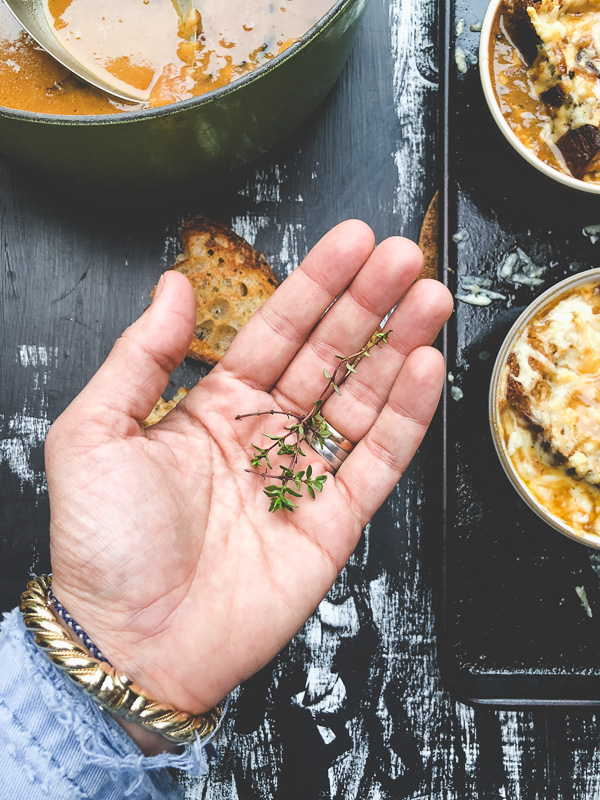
[236,329,391,512]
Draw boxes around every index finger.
[213,220,376,391]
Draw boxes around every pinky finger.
[336,346,445,528]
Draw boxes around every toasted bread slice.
[170,217,279,366]
[143,387,189,428]
[557,125,600,179]
[505,0,541,66]
[506,353,535,424]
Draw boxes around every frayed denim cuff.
[0,608,213,800]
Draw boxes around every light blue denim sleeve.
[0,607,212,800]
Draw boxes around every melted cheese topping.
[529,0,600,139]
[501,402,600,540]
[501,282,600,541]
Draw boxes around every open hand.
[46,220,453,717]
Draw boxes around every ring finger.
[308,278,452,450]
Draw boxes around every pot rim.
[489,268,600,550]
[479,0,600,195]
[0,0,355,126]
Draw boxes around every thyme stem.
[237,328,391,512]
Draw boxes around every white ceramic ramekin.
[489,269,600,549]
[479,0,600,195]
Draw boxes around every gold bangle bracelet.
[20,575,226,745]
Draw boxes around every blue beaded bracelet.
[48,585,111,665]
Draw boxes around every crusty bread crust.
[143,387,189,428]
[170,216,279,366]
[505,0,541,66]
[507,352,534,423]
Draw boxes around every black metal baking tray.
[441,0,600,705]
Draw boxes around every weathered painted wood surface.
[2,0,600,797]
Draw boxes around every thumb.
[69,270,196,426]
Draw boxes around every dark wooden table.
[2,0,600,797]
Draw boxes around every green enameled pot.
[0,0,369,188]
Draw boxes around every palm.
[47,222,452,714]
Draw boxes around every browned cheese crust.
[506,352,534,423]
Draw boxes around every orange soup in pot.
[0,0,335,115]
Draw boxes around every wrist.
[46,591,179,755]
[22,575,226,746]
[49,578,216,715]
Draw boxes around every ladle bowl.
[4,0,153,102]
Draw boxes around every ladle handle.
[171,0,196,23]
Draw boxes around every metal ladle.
[3,0,198,104]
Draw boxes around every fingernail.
[153,273,166,302]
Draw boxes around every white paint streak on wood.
[317,723,337,744]
[17,344,58,368]
[455,703,479,783]
[231,215,307,278]
[238,165,284,204]
[161,232,182,271]
[0,413,50,493]
[572,720,600,799]
[0,345,55,494]
[498,710,534,800]
[297,667,347,713]
[276,222,307,276]
[318,596,360,634]
[328,715,370,800]
[230,215,271,248]
[390,0,437,223]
